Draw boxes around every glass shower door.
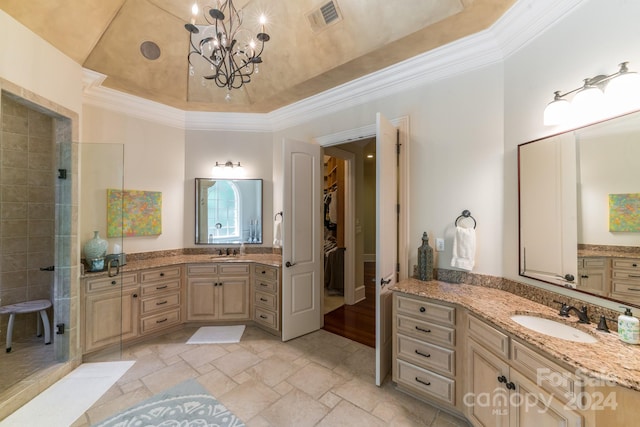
[79,143,125,361]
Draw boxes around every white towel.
[273,222,282,247]
[451,226,476,271]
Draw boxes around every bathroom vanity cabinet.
[464,314,582,427]
[186,263,251,321]
[81,258,282,356]
[82,272,139,353]
[252,263,281,335]
[392,293,458,409]
[577,257,608,296]
[139,266,182,335]
[609,258,640,304]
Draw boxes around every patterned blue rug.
[92,379,245,427]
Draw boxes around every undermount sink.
[510,315,598,343]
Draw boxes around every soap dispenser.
[618,307,640,344]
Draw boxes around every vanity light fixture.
[543,61,640,126]
[212,161,244,177]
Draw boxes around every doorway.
[322,138,377,347]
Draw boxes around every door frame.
[315,116,410,282]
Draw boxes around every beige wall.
[80,105,186,254]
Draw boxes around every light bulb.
[571,80,604,123]
[191,2,199,16]
[259,14,267,25]
[605,65,640,112]
[543,92,570,126]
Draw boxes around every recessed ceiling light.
[140,41,161,60]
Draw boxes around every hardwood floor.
[323,262,376,348]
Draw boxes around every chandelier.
[185,0,269,97]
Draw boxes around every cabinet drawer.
[581,257,606,269]
[85,273,137,293]
[510,340,582,404]
[254,307,278,329]
[395,293,455,326]
[254,291,277,310]
[141,308,181,334]
[141,293,180,315]
[219,263,250,276]
[396,359,455,404]
[397,334,455,375]
[140,279,181,297]
[187,264,217,276]
[254,264,278,281]
[467,314,509,359]
[612,259,640,271]
[611,281,640,294]
[255,279,278,293]
[611,270,640,283]
[396,314,455,347]
[140,266,181,283]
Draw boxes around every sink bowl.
[210,256,239,262]
[510,315,598,343]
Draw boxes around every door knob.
[380,278,391,287]
[285,261,296,268]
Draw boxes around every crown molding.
[81,0,583,132]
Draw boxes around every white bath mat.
[186,325,245,344]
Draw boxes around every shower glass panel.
[80,143,125,361]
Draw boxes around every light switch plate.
[436,238,445,252]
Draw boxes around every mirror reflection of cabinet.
[518,109,640,308]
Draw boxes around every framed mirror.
[518,110,640,308]
[195,178,263,244]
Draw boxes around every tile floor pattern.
[74,326,470,426]
[0,335,56,395]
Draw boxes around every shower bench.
[0,299,51,353]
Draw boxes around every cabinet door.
[219,277,250,320]
[466,339,510,427]
[85,287,138,352]
[187,277,217,320]
[509,369,582,427]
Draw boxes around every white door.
[375,113,398,386]
[281,138,323,341]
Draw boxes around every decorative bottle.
[417,232,434,281]
[83,231,108,271]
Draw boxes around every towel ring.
[455,209,476,229]
[274,211,283,221]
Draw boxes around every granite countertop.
[82,253,282,278]
[578,250,640,259]
[391,278,640,392]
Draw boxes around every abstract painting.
[107,189,162,237]
[609,193,640,232]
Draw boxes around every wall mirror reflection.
[518,110,640,308]
[195,178,263,244]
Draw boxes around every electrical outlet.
[436,238,445,252]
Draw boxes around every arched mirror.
[518,110,640,308]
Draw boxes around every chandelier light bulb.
[192,2,199,16]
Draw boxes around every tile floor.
[0,334,56,395]
[74,326,470,426]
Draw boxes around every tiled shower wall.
[0,95,55,342]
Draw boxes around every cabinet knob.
[498,375,507,384]
[633,263,638,267]
[132,293,138,298]
[160,272,165,277]
[419,307,426,313]
[111,280,117,285]
[506,382,516,390]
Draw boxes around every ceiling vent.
[306,1,343,33]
